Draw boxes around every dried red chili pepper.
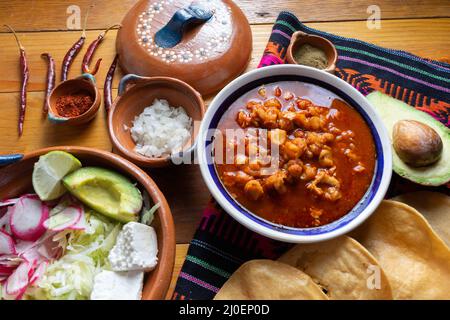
[41,53,55,114]
[104,54,119,113]
[82,24,121,75]
[5,25,28,137]
[61,32,86,82]
[61,8,91,81]
[61,32,85,82]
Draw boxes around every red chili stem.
[104,54,118,112]
[82,24,121,75]
[4,25,28,137]
[41,53,55,115]
[61,6,91,81]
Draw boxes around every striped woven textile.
[172,11,450,300]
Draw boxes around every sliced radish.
[14,231,55,259]
[68,207,86,230]
[0,194,39,209]
[0,254,22,267]
[5,261,31,296]
[44,194,79,210]
[43,206,82,231]
[2,282,18,300]
[15,289,27,300]
[49,198,86,230]
[0,229,16,255]
[21,247,42,265]
[29,261,47,286]
[28,261,37,278]
[0,197,20,208]
[10,195,49,241]
[49,194,77,215]
[15,240,35,255]
[0,265,16,276]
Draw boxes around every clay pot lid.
[116,0,252,96]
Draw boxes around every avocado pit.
[392,120,443,167]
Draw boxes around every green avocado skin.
[62,167,143,223]
[367,91,450,186]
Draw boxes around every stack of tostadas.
[215,191,450,300]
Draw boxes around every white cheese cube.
[108,222,158,272]
[90,270,144,300]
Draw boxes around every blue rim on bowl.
[197,65,392,243]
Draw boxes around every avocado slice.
[63,167,143,223]
[367,91,450,186]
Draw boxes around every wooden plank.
[1,0,449,30]
[242,0,450,23]
[167,243,188,299]
[1,19,449,93]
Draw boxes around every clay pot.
[47,74,101,125]
[116,0,252,96]
[108,74,205,167]
[0,146,176,300]
[286,31,338,74]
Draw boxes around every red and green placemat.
[172,11,450,300]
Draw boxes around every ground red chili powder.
[55,90,94,117]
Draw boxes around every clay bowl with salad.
[0,146,175,300]
[197,64,392,243]
[108,74,205,167]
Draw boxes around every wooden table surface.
[0,0,449,299]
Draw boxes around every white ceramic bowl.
[197,65,392,243]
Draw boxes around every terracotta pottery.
[286,31,338,74]
[47,74,101,125]
[116,0,252,96]
[0,146,176,300]
[108,74,205,167]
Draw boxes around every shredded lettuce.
[141,202,160,226]
[24,210,122,300]
[140,190,160,226]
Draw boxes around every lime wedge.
[32,151,82,201]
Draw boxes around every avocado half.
[63,167,143,223]
[367,91,450,186]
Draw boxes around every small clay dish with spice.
[286,31,337,74]
[47,73,101,125]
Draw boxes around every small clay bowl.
[108,74,205,168]
[47,74,101,125]
[0,146,175,300]
[286,31,338,73]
